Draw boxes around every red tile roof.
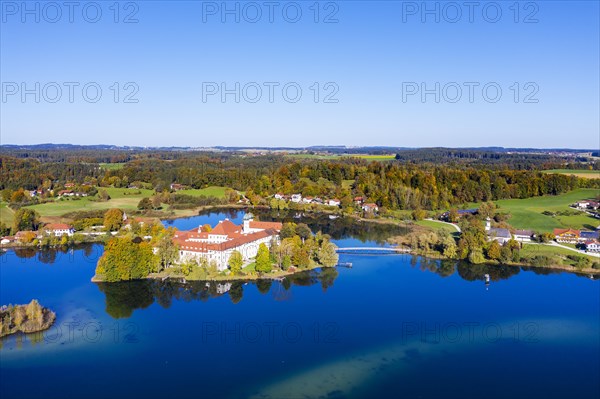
[175,229,278,253]
[45,223,73,230]
[249,220,282,231]
[211,219,241,236]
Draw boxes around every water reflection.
[179,207,411,244]
[94,268,340,319]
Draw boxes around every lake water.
[1,210,599,399]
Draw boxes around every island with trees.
[0,300,56,338]
[92,220,340,283]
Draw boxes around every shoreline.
[4,204,599,278]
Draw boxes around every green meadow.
[24,186,230,218]
[492,189,599,232]
[1,203,15,226]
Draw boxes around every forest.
[1,147,599,214]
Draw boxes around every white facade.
[179,234,275,271]
[291,194,302,203]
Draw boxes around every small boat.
[484,274,490,284]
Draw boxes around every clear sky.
[1,0,598,148]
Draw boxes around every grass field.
[180,186,229,198]
[521,243,598,262]
[543,169,600,179]
[493,189,600,232]
[24,186,230,218]
[0,203,15,226]
[415,219,457,234]
[99,163,126,170]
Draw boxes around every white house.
[1,236,15,245]
[45,223,75,237]
[302,196,314,204]
[328,199,341,206]
[173,216,282,271]
[585,240,600,253]
[362,203,379,213]
[291,194,302,203]
[513,229,534,242]
[274,193,284,200]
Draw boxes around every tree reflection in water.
[94,268,341,319]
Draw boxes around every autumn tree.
[412,208,426,221]
[318,240,339,267]
[13,208,40,232]
[228,250,243,275]
[442,236,458,259]
[138,197,152,210]
[103,208,124,231]
[155,228,178,271]
[255,243,272,273]
[486,240,501,260]
[95,237,157,281]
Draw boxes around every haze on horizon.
[1,1,598,148]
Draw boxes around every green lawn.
[415,219,457,234]
[99,163,126,170]
[543,169,600,179]
[0,203,15,226]
[24,186,230,218]
[521,243,597,262]
[493,189,600,232]
[179,186,229,198]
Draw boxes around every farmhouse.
[45,223,75,237]
[553,229,580,244]
[291,194,302,203]
[173,215,282,271]
[58,190,75,197]
[584,240,600,253]
[362,203,379,213]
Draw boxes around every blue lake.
[1,210,599,398]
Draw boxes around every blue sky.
[1,0,598,148]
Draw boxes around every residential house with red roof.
[45,223,75,237]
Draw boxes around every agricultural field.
[0,202,15,226]
[492,188,600,232]
[542,169,600,179]
[99,163,126,170]
[23,186,230,218]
